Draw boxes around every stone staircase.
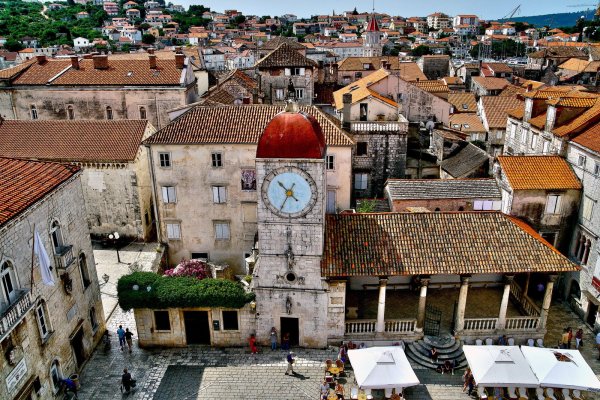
[405,334,467,371]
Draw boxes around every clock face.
[262,167,318,218]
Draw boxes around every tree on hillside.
[412,45,432,56]
[142,33,156,44]
[4,39,22,52]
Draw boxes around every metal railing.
[0,289,34,341]
[350,121,407,132]
[54,245,74,270]
[463,317,498,331]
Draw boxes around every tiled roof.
[529,112,547,130]
[448,113,485,133]
[498,155,582,190]
[507,106,524,120]
[440,142,489,178]
[528,46,586,59]
[448,92,477,113]
[0,158,80,227]
[482,62,513,74]
[553,99,600,138]
[144,105,353,147]
[261,37,305,51]
[413,80,449,93]
[0,120,149,163]
[0,59,35,79]
[499,84,525,97]
[546,97,598,108]
[321,212,578,277]
[333,69,390,110]
[255,43,317,68]
[202,88,236,105]
[386,178,501,200]
[337,58,427,81]
[13,58,185,86]
[572,123,600,153]
[472,76,509,91]
[480,96,522,129]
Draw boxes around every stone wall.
[258,69,314,106]
[134,305,256,348]
[0,174,105,399]
[388,197,499,212]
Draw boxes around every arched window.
[49,359,62,393]
[50,220,63,254]
[139,106,147,120]
[79,252,91,289]
[1,261,17,303]
[67,105,74,120]
[36,300,51,340]
[30,105,38,120]
[105,106,113,120]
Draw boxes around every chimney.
[175,53,185,69]
[70,56,80,70]
[342,93,352,129]
[526,83,533,92]
[93,55,109,70]
[83,54,93,60]
[595,66,600,87]
[36,55,47,64]
[149,54,157,69]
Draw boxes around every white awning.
[463,345,539,388]
[348,346,420,390]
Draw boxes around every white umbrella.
[348,346,420,390]
[463,345,539,387]
[521,347,600,392]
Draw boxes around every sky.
[175,1,584,20]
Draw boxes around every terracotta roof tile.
[448,113,485,133]
[321,212,578,277]
[333,69,390,110]
[12,59,71,85]
[0,59,36,79]
[144,105,353,147]
[337,58,427,81]
[507,106,524,120]
[529,112,547,129]
[413,80,449,93]
[572,123,600,153]
[480,96,522,129]
[261,37,305,51]
[0,158,80,226]
[472,76,510,91]
[0,120,150,162]
[255,43,317,68]
[386,178,501,200]
[498,155,582,190]
[448,92,477,113]
[553,99,600,137]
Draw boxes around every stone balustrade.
[463,317,498,331]
[345,319,376,334]
[505,316,539,331]
[350,121,406,132]
[509,280,540,316]
[0,289,34,341]
[384,319,416,333]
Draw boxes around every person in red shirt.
[249,333,258,354]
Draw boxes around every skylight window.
[127,71,133,77]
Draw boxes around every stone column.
[454,275,470,332]
[376,278,388,333]
[497,275,514,330]
[539,275,557,330]
[415,277,430,332]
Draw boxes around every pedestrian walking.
[595,331,600,360]
[249,333,258,354]
[281,332,290,351]
[561,328,570,349]
[269,327,278,351]
[121,368,135,395]
[124,328,134,353]
[117,325,126,351]
[60,378,78,399]
[576,328,584,349]
[567,327,573,349]
[285,351,295,375]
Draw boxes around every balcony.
[54,245,74,270]
[350,120,408,132]
[0,289,35,342]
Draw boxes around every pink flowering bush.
[164,259,210,280]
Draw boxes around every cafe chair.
[561,388,573,400]
[485,338,493,345]
[475,339,483,346]
[517,387,528,400]
[545,388,557,400]
[536,339,544,348]
[477,386,488,399]
[535,388,545,400]
[507,387,518,400]
[365,388,374,400]
[351,387,358,400]
[528,339,535,347]
[571,389,582,400]
[507,338,515,346]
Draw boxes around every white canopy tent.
[462,345,539,388]
[348,346,420,390]
[521,347,600,392]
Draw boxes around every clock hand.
[277,181,289,192]
[280,196,289,211]
[288,183,298,201]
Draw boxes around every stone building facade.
[0,158,105,400]
[0,120,156,241]
[0,53,197,129]
[144,105,353,272]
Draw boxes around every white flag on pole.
[34,231,55,286]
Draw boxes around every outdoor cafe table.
[328,366,340,376]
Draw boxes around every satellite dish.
[234,98,243,106]
[425,120,435,131]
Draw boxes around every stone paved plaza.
[81,246,600,399]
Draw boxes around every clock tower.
[253,103,329,348]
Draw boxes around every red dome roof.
[256,110,326,159]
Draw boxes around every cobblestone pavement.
[79,271,600,400]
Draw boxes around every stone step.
[423,334,459,350]
[407,343,466,365]
[405,347,468,370]
[415,339,462,354]
[411,342,465,362]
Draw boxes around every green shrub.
[117,272,255,311]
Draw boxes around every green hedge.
[117,272,255,311]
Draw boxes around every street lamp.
[108,232,121,263]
